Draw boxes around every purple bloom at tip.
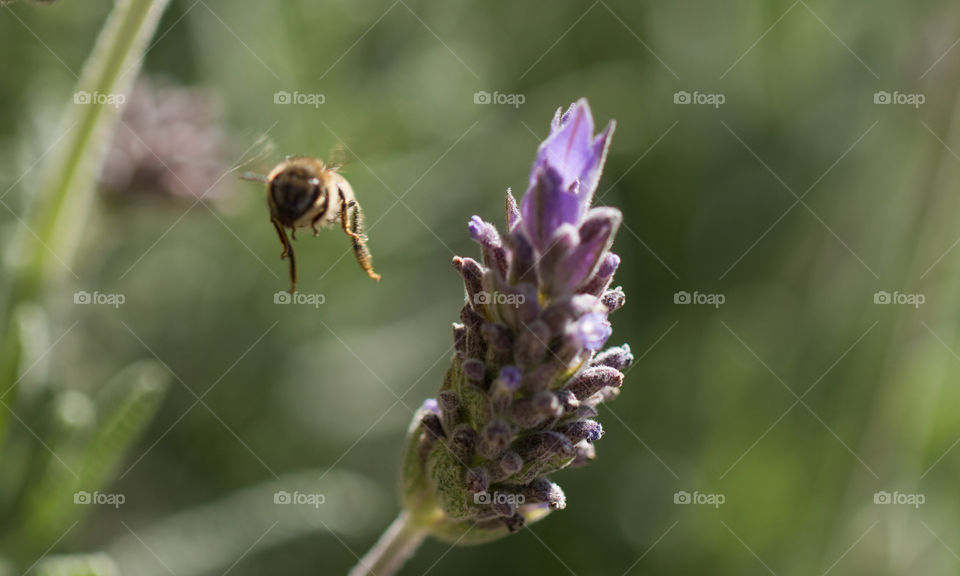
[401,99,630,545]
[520,99,616,257]
[534,99,615,216]
[576,312,612,351]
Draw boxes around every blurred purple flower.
[99,77,232,203]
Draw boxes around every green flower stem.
[347,510,428,576]
[0,0,171,446]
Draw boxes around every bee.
[243,156,380,293]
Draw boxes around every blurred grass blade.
[79,360,170,491]
[107,469,392,576]
[0,303,48,454]
[0,0,173,439]
[33,553,120,576]
[9,361,169,561]
[9,0,171,300]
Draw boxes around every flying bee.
[242,156,380,293]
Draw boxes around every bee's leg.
[310,212,323,236]
[272,218,291,258]
[339,190,381,281]
[271,218,297,293]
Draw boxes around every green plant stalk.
[347,510,428,576]
[0,0,172,442]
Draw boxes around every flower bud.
[565,366,623,401]
[453,257,484,304]
[514,321,551,366]
[499,451,523,477]
[602,286,626,313]
[557,419,604,443]
[510,391,561,428]
[478,420,511,459]
[450,424,477,462]
[462,358,486,384]
[519,477,567,510]
[590,344,633,371]
[465,467,490,494]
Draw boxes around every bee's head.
[268,161,327,225]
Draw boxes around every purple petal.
[579,252,621,296]
[597,253,621,279]
[551,207,622,295]
[534,99,616,214]
[576,312,612,351]
[498,366,523,390]
[422,398,440,415]
[468,215,499,246]
[520,166,580,252]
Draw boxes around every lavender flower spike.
[351,99,628,575]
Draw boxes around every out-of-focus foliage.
[2,0,960,574]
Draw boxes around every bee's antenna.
[240,172,269,183]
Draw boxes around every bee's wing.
[326,142,350,172]
[235,133,281,183]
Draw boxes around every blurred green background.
[3,0,960,574]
